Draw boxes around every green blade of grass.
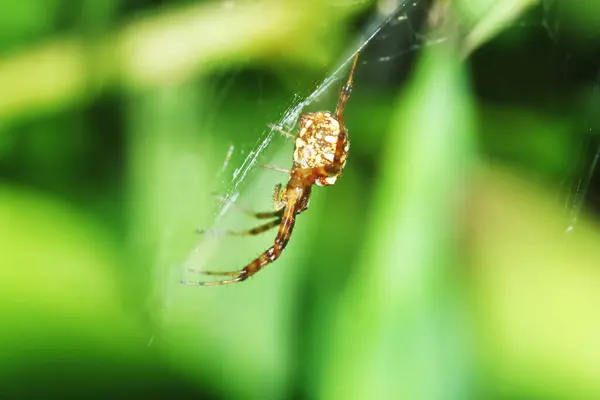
[319,39,476,400]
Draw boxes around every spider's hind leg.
[212,192,282,219]
[197,217,282,236]
[181,271,247,286]
[186,216,284,285]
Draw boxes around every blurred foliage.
[2,0,600,399]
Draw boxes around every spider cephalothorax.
[182,52,359,286]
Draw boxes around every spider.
[181,52,360,286]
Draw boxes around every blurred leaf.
[128,81,298,400]
[556,0,600,36]
[319,39,476,399]
[0,0,61,52]
[479,105,576,178]
[0,0,363,123]
[0,185,139,360]
[458,0,539,56]
[471,168,600,398]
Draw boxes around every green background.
[2,0,600,398]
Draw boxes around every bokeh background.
[2,0,600,398]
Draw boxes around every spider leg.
[211,192,280,219]
[182,267,248,285]
[197,217,282,236]
[227,204,282,219]
[181,237,289,286]
[335,52,360,119]
[273,183,286,211]
[187,269,240,277]
[182,194,301,286]
[181,275,245,286]
[261,164,292,174]
[268,123,296,140]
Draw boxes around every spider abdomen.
[293,111,349,186]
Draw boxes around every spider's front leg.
[273,183,286,211]
[269,123,296,140]
[209,192,282,219]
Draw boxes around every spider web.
[538,0,600,231]
[564,67,600,232]
[179,0,446,282]
[209,2,600,235]
[149,0,600,347]
[148,0,434,347]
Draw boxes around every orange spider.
[181,52,360,286]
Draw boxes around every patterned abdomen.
[293,111,350,186]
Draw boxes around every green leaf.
[319,40,476,400]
